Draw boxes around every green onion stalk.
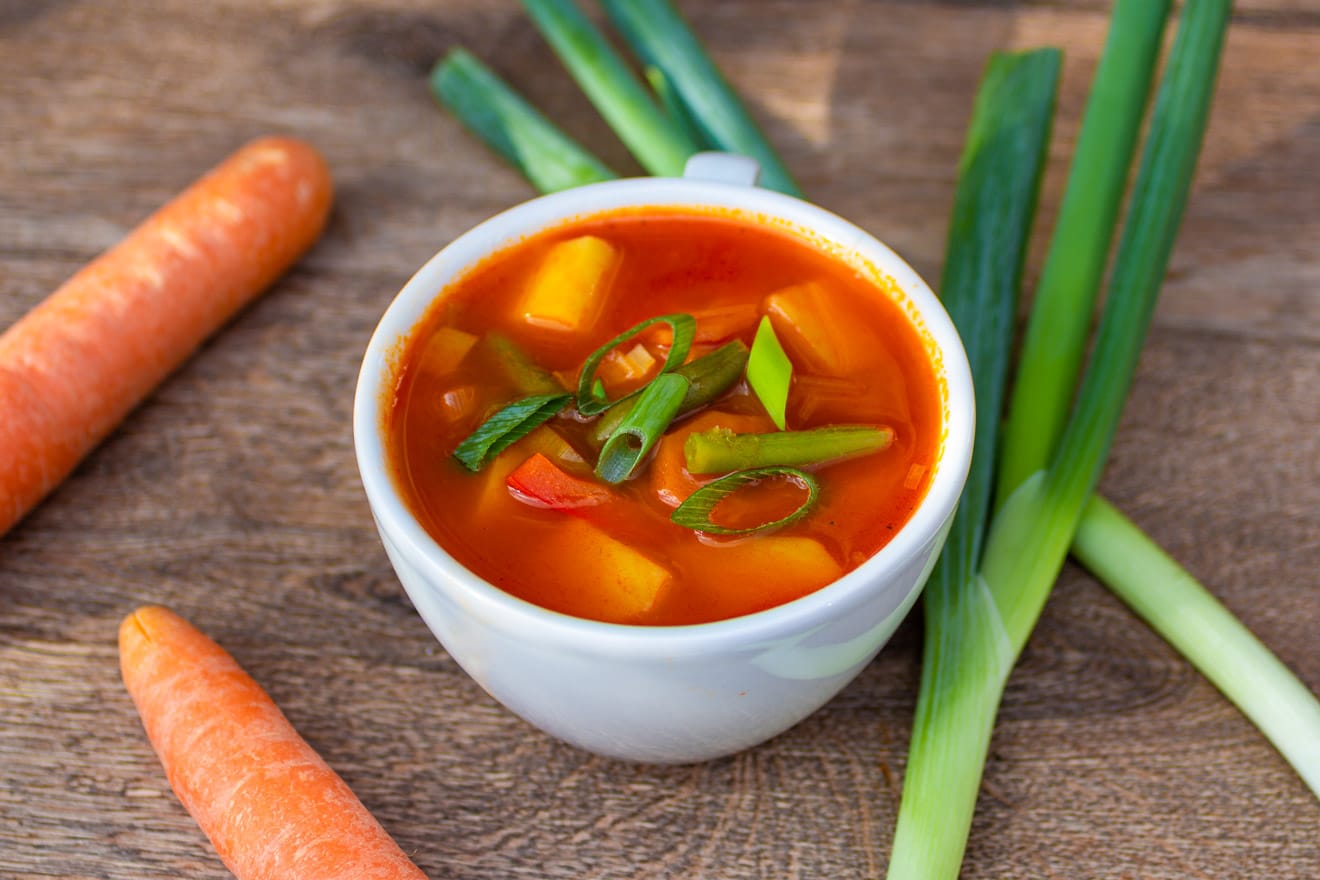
[889,2,1236,876]
[887,46,1062,880]
[519,0,698,176]
[429,48,618,192]
[597,0,804,196]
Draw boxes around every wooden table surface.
[3,1,1318,877]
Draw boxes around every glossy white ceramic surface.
[354,154,974,763]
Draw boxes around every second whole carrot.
[0,136,333,537]
[119,605,429,880]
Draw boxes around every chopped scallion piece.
[684,425,892,474]
[670,466,819,535]
[596,372,690,484]
[476,332,563,396]
[576,313,696,416]
[590,339,749,445]
[452,393,572,472]
[746,316,792,430]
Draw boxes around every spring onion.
[596,372,690,483]
[452,392,572,472]
[671,466,819,535]
[590,339,749,445]
[519,0,698,176]
[598,0,803,196]
[576,313,695,416]
[889,2,1232,876]
[886,48,1061,880]
[746,316,792,430]
[428,48,618,193]
[684,425,892,474]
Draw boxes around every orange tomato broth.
[386,207,942,626]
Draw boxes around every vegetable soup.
[386,207,942,625]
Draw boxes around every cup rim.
[353,175,974,658]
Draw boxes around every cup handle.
[682,152,761,187]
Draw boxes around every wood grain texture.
[2,1,1317,878]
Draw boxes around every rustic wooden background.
[2,1,1318,877]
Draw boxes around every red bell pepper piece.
[507,453,613,511]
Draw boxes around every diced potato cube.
[709,536,843,613]
[419,326,478,377]
[763,281,864,376]
[516,235,619,333]
[548,518,672,621]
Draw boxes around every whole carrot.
[0,136,333,536]
[119,605,429,880]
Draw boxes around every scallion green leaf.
[670,466,819,535]
[452,393,572,472]
[886,46,1063,880]
[519,0,698,177]
[595,372,690,484]
[598,0,804,196]
[996,0,1172,506]
[746,316,791,430]
[576,313,696,416]
[684,425,892,474]
[429,48,619,193]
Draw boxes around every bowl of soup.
[354,154,973,763]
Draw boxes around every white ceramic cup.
[354,154,974,764]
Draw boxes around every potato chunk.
[546,518,672,622]
[516,235,619,334]
[763,281,864,376]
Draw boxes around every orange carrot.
[0,137,333,536]
[119,605,428,880]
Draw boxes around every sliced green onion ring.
[576,313,696,416]
[452,392,572,472]
[670,466,820,536]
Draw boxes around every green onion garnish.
[670,466,819,535]
[590,339,749,445]
[576,313,696,416]
[684,425,893,474]
[595,372,690,484]
[475,332,564,396]
[746,316,792,430]
[519,0,698,177]
[428,48,618,194]
[452,392,572,472]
